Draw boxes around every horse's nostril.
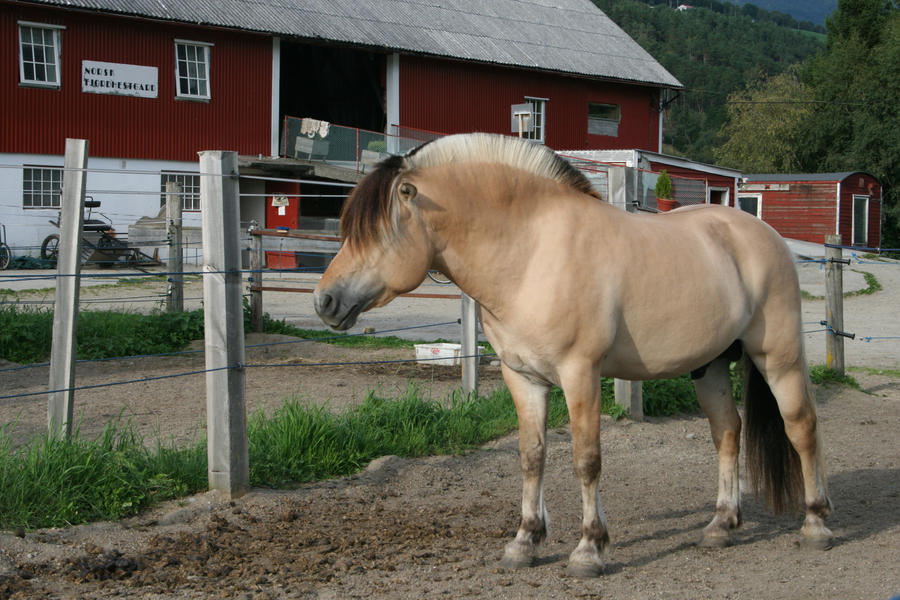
[315,292,333,316]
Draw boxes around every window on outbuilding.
[523,97,547,143]
[18,22,63,88]
[852,195,869,246]
[23,166,63,208]
[587,102,620,137]
[175,40,211,100]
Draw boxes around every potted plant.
[654,170,678,211]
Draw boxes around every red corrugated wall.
[754,174,882,246]
[759,182,837,244]
[1,3,271,161]
[399,55,661,151]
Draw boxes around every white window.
[852,195,869,246]
[175,40,211,100]
[524,97,547,143]
[23,166,63,208]
[18,22,63,88]
[737,194,762,218]
[587,102,620,137]
[161,172,201,211]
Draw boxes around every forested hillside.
[598,0,899,249]
[592,0,824,162]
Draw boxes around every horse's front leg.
[693,357,743,547]
[560,366,608,577]
[499,364,551,570]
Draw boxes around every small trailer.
[41,199,160,267]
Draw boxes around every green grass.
[809,365,861,389]
[0,419,206,529]
[0,374,705,531]
[0,385,572,530]
[258,317,423,350]
[801,270,881,301]
[848,366,900,379]
[0,304,426,365]
[845,270,882,297]
[0,304,207,364]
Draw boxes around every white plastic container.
[414,343,484,366]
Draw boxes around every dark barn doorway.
[279,43,386,133]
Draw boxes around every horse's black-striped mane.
[340,133,599,248]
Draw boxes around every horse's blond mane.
[340,133,599,249]
[408,133,599,197]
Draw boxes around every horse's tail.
[742,356,803,514]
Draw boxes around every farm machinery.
[41,199,160,267]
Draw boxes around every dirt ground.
[0,259,899,599]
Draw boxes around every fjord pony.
[313,133,832,576]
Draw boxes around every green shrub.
[654,169,674,199]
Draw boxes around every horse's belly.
[601,314,746,380]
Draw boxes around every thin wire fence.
[1,165,898,419]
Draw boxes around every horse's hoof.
[698,532,732,548]
[566,560,604,578]
[800,535,833,551]
[499,542,534,570]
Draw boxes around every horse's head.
[314,155,434,330]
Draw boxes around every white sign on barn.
[81,60,158,98]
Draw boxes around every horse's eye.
[398,182,417,201]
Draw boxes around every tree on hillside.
[590,0,824,163]
[799,0,900,247]
[714,65,813,172]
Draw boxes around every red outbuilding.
[738,173,883,248]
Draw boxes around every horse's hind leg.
[751,355,833,548]
[744,348,834,549]
[692,357,742,547]
[499,365,551,570]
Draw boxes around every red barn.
[1,0,680,257]
[739,173,883,248]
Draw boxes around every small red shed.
[738,172,882,248]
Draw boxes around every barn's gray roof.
[26,0,682,88]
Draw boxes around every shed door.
[852,195,869,246]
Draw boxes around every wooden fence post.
[166,181,184,313]
[608,167,644,420]
[825,234,846,375]
[47,139,89,439]
[248,221,264,333]
[460,292,478,396]
[200,150,249,498]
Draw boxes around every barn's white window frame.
[18,21,64,88]
[851,194,869,247]
[737,193,762,218]
[23,165,63,209]
[587,102,620,137]
[174,39,212,100]
[524,96,547,143]
[161,172,201,212]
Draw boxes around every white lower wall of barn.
[0,153,265,266]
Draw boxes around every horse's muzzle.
[313,288,365,331]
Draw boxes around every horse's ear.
[397,181,417,202]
